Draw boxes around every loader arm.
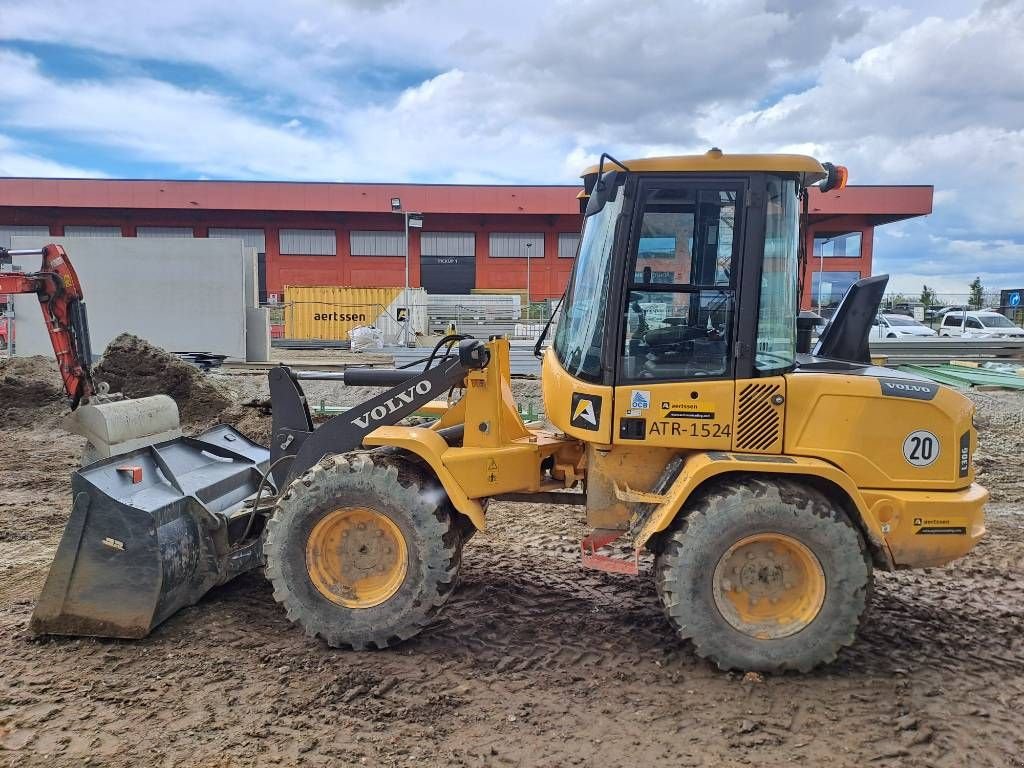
[268,338,491,485]
[1,244,96,407]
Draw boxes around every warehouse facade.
[0,177,931,309]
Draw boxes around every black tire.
[264,451,461,649]
[654,476,872,673]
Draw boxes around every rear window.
[978,314,1015,328]
[884,315,919,327]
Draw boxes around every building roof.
[0,176,932,224]
[0,178,582,216]
[808,185,933,225]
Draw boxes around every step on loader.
[24,151,988,672]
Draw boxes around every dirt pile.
[93,333,234,425]
[221,397,273,444]
[0,356,66,428]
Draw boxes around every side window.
[943,315,960,327]
[621,185,738,380]
[966,317,983,329]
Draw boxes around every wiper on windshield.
[533,291,564,358]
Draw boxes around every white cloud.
[0,134,105,177]
[0,0,1022,292]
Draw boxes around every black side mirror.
[585,170,625,216]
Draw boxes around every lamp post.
[525,241,532,322]
[391,197,422,347]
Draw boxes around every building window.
[0,225,50,249]
[350,230,405,257]
[812,271,861,309]
[557,232,580,259]
[281,228,337,256]
[421,232,475,257]
[136,226,194,238]
[64,226,122,238]
[813,231,862,258]
[208,227,267,251]
[489,232,543,258]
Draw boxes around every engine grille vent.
[735,383,783,452]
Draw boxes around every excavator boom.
[1,244,95,406]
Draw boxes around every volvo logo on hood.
[877,378,939,401]
[351,380,433,428]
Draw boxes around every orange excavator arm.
[0,243,97,407]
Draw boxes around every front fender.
[634,451,893,568]
[363,425,487,530]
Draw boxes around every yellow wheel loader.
[30,151,987,672]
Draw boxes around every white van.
[939,311,1024,338]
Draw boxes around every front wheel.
[655,477,872,673]
[265,452,462,649]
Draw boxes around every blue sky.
[0,0,1021,296]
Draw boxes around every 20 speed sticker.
[903,430,939,467]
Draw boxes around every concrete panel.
[246,308,271,362]
[11,236,247,360]
[243,246,258,309]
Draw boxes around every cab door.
[612,177,745,450]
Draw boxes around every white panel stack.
[11,236,249,360]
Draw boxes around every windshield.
[979,314,1016,328]
[552,183,624,380]
[755,177,799,372]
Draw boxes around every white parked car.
[871,313,937,339]
[939,311,1024,338]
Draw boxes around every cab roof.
[581,148,827,186]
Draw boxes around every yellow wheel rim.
[306,508,408,609]
[712,533,825,639]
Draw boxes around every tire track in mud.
[2,419,1024,765]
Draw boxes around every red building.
[0,177,931,308]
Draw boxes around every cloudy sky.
[0,0,1021,295]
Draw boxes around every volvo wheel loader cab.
[30,152,987,674]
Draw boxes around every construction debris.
[898,364,1024,390]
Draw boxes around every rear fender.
[363,425,486,530]
[635,452,893,568]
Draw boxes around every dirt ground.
[2,352,1024,767]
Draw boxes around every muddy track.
[2,367,1024,765]
[3,451,1024,767]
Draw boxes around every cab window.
[621,184,738,380]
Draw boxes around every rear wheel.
[265,452,461,649]
[654,477,872,673]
